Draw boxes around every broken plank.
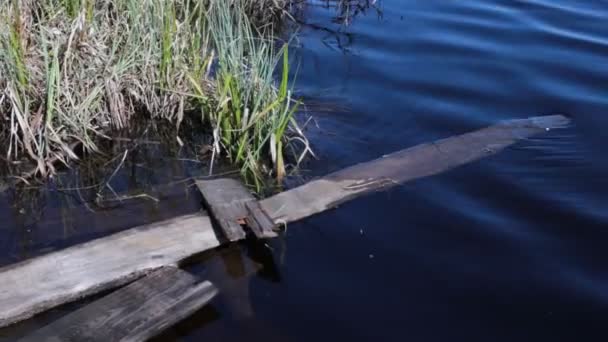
[195,178,249,241]
[244,201,278,239]
[260,115,570,224]
[0,115,569,328]
[195,178,277,240]
[19,267,218,342]
[0,213,220,329]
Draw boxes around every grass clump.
[0,0,308,189]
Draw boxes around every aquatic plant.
[199,0,309,188]
[0,0,308,189]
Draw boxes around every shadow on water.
[2,0,608,341]
[151,240,287,342]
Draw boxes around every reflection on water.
[152,241,287,341]
[281,1,607,341]
[1,0,608,341]
[0,119,224,266]
[291,0,383,54]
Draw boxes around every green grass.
[202,0,305,188]
[0,0,307,190]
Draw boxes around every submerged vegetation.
[0,0,310,190]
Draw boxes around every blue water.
[2,0,607,341]
[193,1,607,340]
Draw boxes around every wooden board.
[19,267,218,342]
[244,200,277,239]
[0,115,568,328]
[0,180,203,268]
[195,178,250,241]
[260,115,570,224]
[195,178,277,240]
[0,213,220,328]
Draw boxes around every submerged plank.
[260,115,570,224]
[0,213,220,328]
[19,267,218,342]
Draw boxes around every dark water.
[2,0,608,341]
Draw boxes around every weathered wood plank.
[19,267,218,342]
[260,115,570,224]
[0,115,568,328]
[0,213,220,328]
[195,178,277,240]
[195,178,249,241]
[244,201,278,239]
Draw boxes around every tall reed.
[200,0,306,188]
[0,0,307,189]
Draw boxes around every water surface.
[1,0,607,341]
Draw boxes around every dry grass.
[0,0,308,189]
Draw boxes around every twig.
[103,149,129,189]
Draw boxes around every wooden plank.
[260,115,570,224]
[195,178,249,241]
[19,267,218,342]
[0,180,203,266]
[0,213,220,329]
[195,178,277,240]
[245,201,278,239]
[0,115,568,328]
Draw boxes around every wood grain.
[260,115,570,224]
[244,201,278,239]
[0,115,568,328]
[195,178,277,240]
[0,213,220,328]
[195,178,250,241]
[19,266,218,342]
